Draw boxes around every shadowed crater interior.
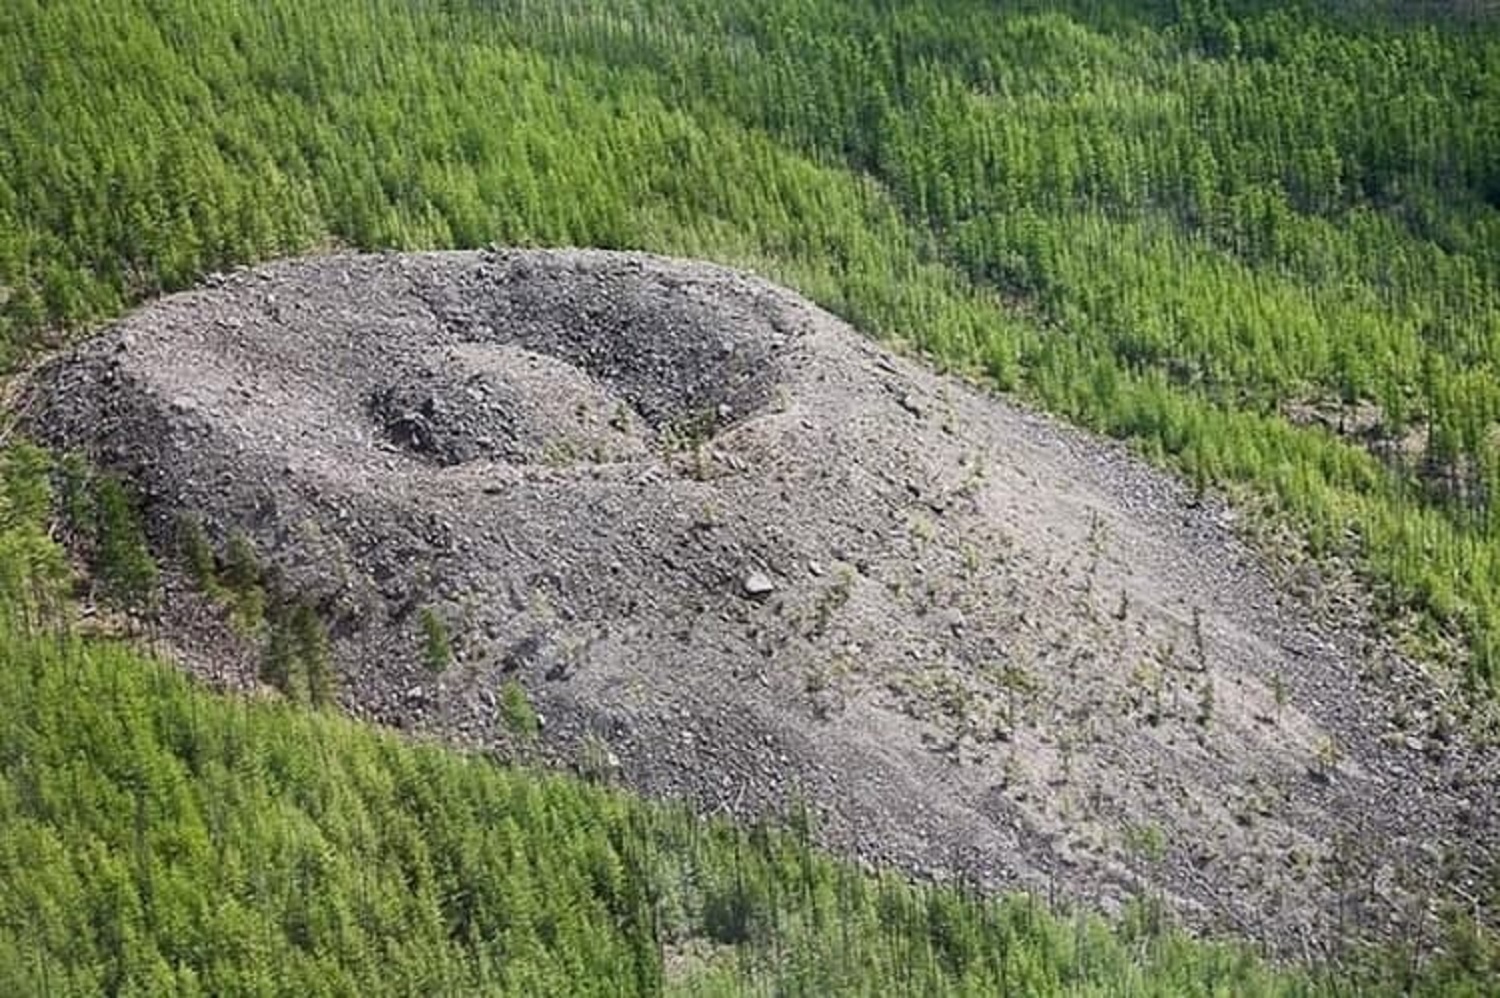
[366,250,790,468]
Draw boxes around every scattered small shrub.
[499,679,539,742]
[421,606,453,675]
[176,514,219,593]
[92,475,158,613]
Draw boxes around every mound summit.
[28,249,1499,949]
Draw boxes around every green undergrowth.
[2,446,1497,995]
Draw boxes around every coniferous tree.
[93,476,158,614]
[292,602,332,706]
[261,610,296,696]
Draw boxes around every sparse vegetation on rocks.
[22,249,1500,954]
[421,607,454,676]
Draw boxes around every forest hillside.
[3,0,1499,687]
[2,0,1498,993]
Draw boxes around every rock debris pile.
[27,249,1498,949]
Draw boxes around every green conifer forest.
[1,0,1498,992]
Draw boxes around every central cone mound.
[28,249,1500,949]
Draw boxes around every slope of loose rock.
[26,249,1499,950]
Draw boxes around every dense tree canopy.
[2,1,1499,991]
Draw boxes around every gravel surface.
[24,248,1500,952]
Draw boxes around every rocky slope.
[25,249,1499,951]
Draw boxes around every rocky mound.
[26,249,1499,950]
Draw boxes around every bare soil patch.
[25,249,1500,952]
